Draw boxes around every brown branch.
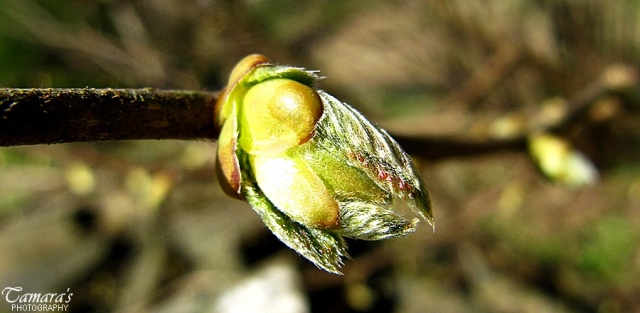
[1,63,636,161]
[444,44,522,108]
[394,136,527,162]
[0,88,218,146]
[388,64,639,161]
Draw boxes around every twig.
[393,135,527,162]
[387,64,638,160]
[444,44,522,108]
[1,63,636,159]
[0,88,218,146]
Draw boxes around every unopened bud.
[214,54,434,273]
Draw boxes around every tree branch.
[0,88,218,146]
[1,62,635,162]
[388,64,638,160]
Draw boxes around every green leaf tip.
[215,54,434,274]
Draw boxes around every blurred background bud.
[528,133,599,187]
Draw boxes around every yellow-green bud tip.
[239,78,323,155]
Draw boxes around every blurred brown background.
[0,1,639,312]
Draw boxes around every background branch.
[0,88,218,146]
[389,64,638,160]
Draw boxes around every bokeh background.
[1,1,640,312]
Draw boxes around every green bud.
[251,153,339,229]
[215,54,271,125]
[239,78,323,155]
[215,54,434,274]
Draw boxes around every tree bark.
[0,88,219,146]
